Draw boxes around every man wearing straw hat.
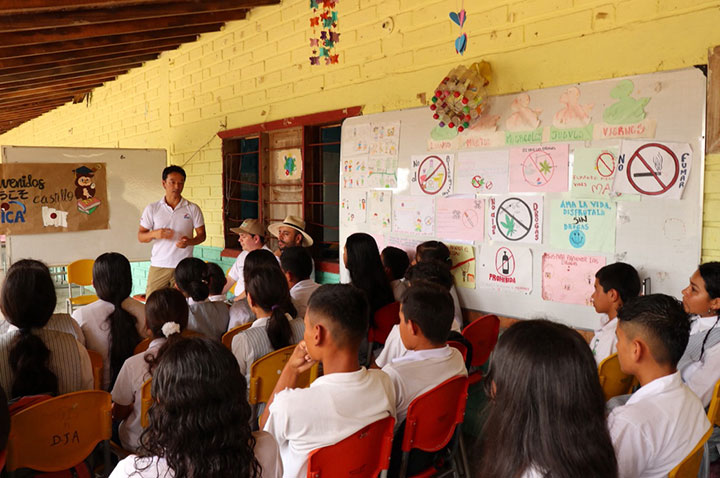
[222,218,274,298]
[268,215,314,256]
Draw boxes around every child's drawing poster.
[367,155,398,188]
[435,197,484,242]
[410,154,454,197]
[369,121,400,159]
[386,235,422,262]
[509,144,569,193]
[392,195,435,236]
[454,151,509,194]
[477,244,532,294]
[341,191,367,224]
[486,195,543,244]
[613,140,692,199]
[367,190,391,230]
[549,199,616,253]
[448,243,476,289]
[572,147,619,198]
[342,123,371,157]
[541,253,606,305]
[342,156,368,189]
[274,148,303,180]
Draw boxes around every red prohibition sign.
[495,247,515,276]
[418,155,448,195]
[596,152,615,178]
[626,143,679,196]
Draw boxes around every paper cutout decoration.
[603,80,650,124]
[42,206,68,227]
[542,253,606,305]
[455,151,509,194]
[487,195,543,244]
[274,148,302,180]
[436,197,484,242]
[410,154,454,197]
[342,156,367,189]
[341,191,367,224]
[430,62,491,132]
[392,196,435,236]
[449,6,467,54]
[367,190,392,230]
[509,144,569,193]
[505,93,541,131]
[613,140,692,199]
[309,0,340,65]
[572,147,619,198]
[552,87,593,128]
[549,199,616,253]
[478,244,532,293]
[448,243,476,289]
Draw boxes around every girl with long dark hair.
[174,257,229,340]
[413,240,463,331]
[343,233,394,319]
[228,248,284,329]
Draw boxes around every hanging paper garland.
[309,0,340,65]
[450,2,467,55]
[430,62,492,132]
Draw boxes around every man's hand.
[156,228,174,240]
[175,235,190,248]
[286,341,317,375]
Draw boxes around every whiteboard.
[2,146,167,266]
[339,68,706,330]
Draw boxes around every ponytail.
[246,266,297,351]
[267,307,293,350]
[144,289,190,373]
[145,325,184,374]
[9,330,58,398]
[175,258,210,302]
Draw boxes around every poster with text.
[541,253,606,305]
[549,198,616,253]
[613,140,692,199]
[392,195,435,236]
[341,190,367,225]
[386,235,422,262]
[509,144,569,193]
[454,151,509,194]
[367,190,391,231]
[410,154,454,197]
[571,147,619,198]
[486,195,543,244]
[477,244,532,293]
[449,243,476,289]
[435,197,484,242]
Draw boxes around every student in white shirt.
[111,288,188,452]
[381,246,410,302]
[111,337,282,478]
[228,249,281,329]
[413,241,464,331]
[174,258,229,340]
[223,218,275,297]
[479,319,617,478]
[589,262,641,365]
[206,262,230,303]
[73,252,146,390]
[280,246,320,320]
[609,294,709,478]
[260,284,395,478]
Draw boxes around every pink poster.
[509,144,569,193]
[541,252,606,305]
[435,197,484,242]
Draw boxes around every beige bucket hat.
[267,215,314,247]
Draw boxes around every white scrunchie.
[161,321,181,338]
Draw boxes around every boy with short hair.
[381,246,410,301]
[280,246,320,320]
[609,294,709,478]
[590,262,641,364]
[260,284,395,478]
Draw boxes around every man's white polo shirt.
[140,197,204,268]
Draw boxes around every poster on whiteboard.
[613,140,692,199]
[478,244,532,293]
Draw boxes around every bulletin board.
[339,67,706,330]
[2,146,167,266]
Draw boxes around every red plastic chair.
[447,340,467,362]
[461,314,500,385]
[398,375,470,478]
[366,301,401,365]
[307,415,395,478]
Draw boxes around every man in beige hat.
[268,215,314,257]
[222,218,274,298]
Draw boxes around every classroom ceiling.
[0,0,280,135]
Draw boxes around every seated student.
[260,284,395,478]
[382,282,466,430]
[73,252,146,390]
[111,337,282,478]
[381,246,410,302]
[344,233,395,319]
[589,262,641,365]
[608,294,709,477]
[280,246,320,320]
[206,262,229,303]
[413,241,463,332]
[174,257,229,340]
[229,249,281,329]
[222,218,274,297]
[479,320,618,478]
[0,259,93,398]
[231,265,301,379]
[111,288,188,452]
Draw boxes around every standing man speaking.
[138,165,205,298]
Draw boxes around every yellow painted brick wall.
[2,0,720,256]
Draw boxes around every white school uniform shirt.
[264,367,396,478]
[290,279,321,320]
[375,324,406,368]
[72,298,147,390]
[227,244,275,296]
[391,279,408,302]
[186,298,230,341]
[608,372,709,478]
[681,315,720,407]
[231,314,303,378]
[449,286,463,332]
[110,431,283,478]
[382,346,467,430]
[111,338,164,451]
[521,467,545,478]
[589,314,617,365]
[140,197,204,268]
[208,294,227,303]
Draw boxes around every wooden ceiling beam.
[0,68,131,90]
[0,102,70,119]
[0,72,120,93]
[0,0,276,14]
[0,87,97,108]
[0,56,153,85]
[0,80,106,101]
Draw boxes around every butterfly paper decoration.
[449,9,468,55]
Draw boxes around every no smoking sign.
[614,140,692,199]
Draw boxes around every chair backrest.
[222,323,252,349]
[461,314,499,367]
[248,345,318,405]
[6,390,111,472]
[306,415,395,478]
[140,378,152,428]
[447,340,468,361]
[66,259,94,287]
[597,353,634,402]
[401,375,469,453]
[707,378,720,428]
[668,426,713,478]
[87,349,103,391]
[370,301,401,345]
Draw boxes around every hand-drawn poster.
[367,190,391,230]
[454,151,509,194]
[541,253,606,305]
[369,121,400,159]
[594,79,657,140]
[386,235,422,262]
[448,243,476,289]
[613,140,692,199]
[572,147,619,198]
[340,190,367,225]
[0,162,108,235]
[410,154,454,197]
[342,123,371,157]
[435,197,484,242]
[549,199,616,253]
[342,156,368,189]
[367,155,398,188]
[477,244,532,293]
[392,195,435,236]
[487,195,543,244]
[509,144,569,193]
[274,148,302,181]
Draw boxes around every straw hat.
[267,215,314,247]
[229,218,264,237]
